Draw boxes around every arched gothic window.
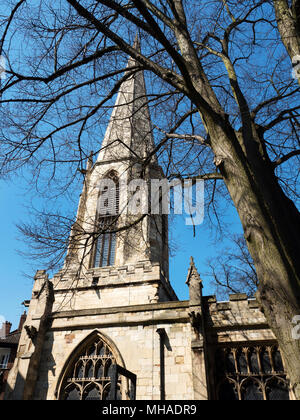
[58,333,122,401]
[93,171,119,268]
[215,344,290,400]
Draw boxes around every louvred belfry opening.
[92,171,119,268]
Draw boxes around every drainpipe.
[156,328,166,400]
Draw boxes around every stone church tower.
[5,43,293,401]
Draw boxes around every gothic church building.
[5,45,292,401]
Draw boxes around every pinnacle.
[132,32,141,52]
[186,256,202,286]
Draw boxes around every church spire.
[97,37,156,163]
[65,39,170,284]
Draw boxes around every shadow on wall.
[4,370,25,400]
[3,332,55,400]
[33,332,56,400]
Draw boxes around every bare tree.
[0,0,300,397]
[207,234,258,299]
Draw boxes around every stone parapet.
[43,261,178,312]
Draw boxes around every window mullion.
[107,219,113,266]
[100,230,105,267]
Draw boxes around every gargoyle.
[189,311,201,329]
[25,325,37,340]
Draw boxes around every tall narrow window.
[94,172,119,268]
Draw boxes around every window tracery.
[60,336,122,401]
[215,344,290,400]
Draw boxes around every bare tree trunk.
[170,1,300,395]
[208,119,300,398]
[273,0,300,84]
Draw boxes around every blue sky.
[0,178,34,329]
[0,172,243,330]
[0,0,252,330]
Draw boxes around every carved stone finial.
[186,256,202,287]
[133,32,141,52]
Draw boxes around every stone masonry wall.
[33,303,193,400]
[204,293,276,344]
[50,260,177,313]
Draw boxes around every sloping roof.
[0,330,21,347]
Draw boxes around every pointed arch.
[240,377,264,401]
[55,330,127,400]
[265,376,290,400]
